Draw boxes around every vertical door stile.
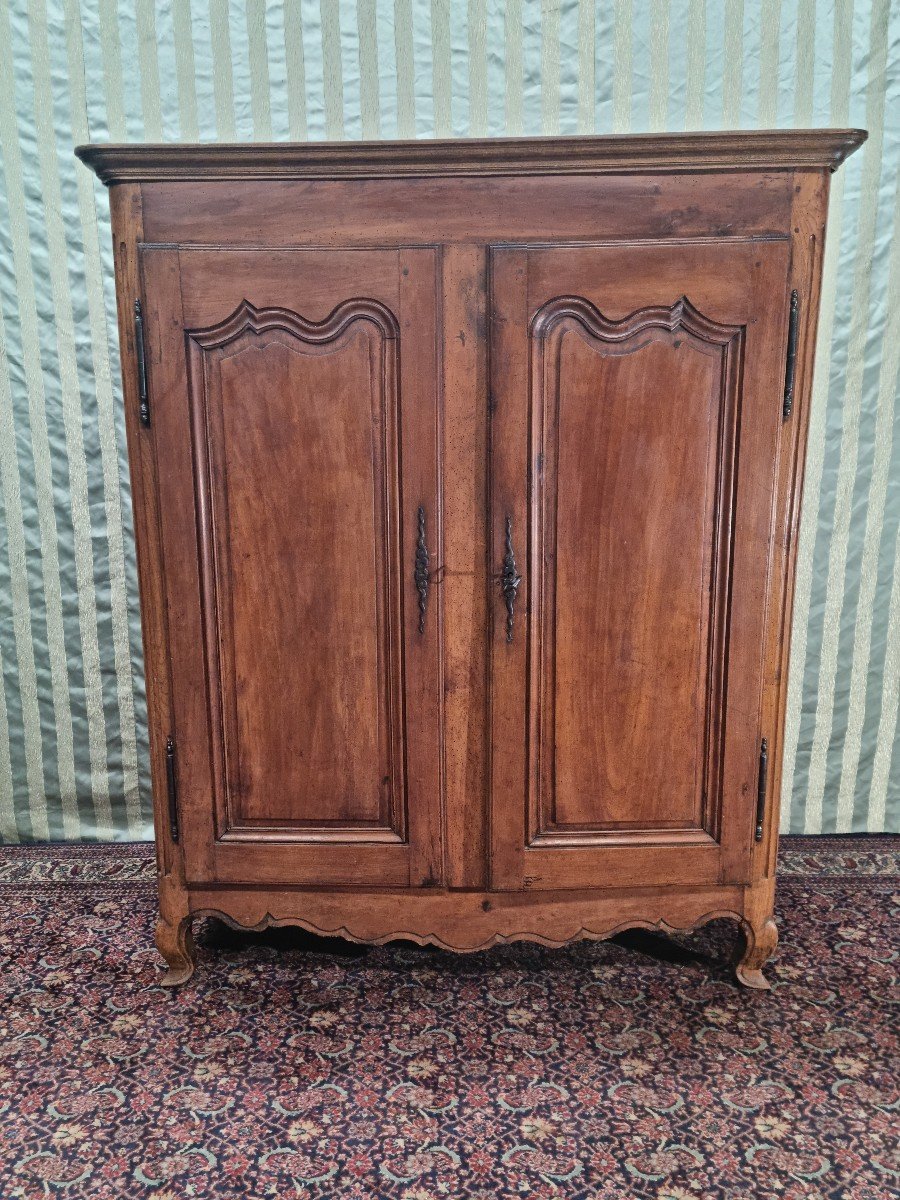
[488,248,530,889]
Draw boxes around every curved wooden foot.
[155,914,195,988]
[734,917,778,990]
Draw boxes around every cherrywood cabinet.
[78,129,865,989]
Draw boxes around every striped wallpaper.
[0,0,897,841]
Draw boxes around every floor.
[0,837,897,1199]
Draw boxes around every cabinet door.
[141,248,441,887]
[489,242,790,891]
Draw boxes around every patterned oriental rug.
[0,837,897,1200]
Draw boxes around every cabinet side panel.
[757,169,831,876]
[108,186,176,873]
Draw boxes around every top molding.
[76,129,867,186]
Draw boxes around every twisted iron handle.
[501,515,522,643]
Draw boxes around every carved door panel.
[141,248,442,887]
[489,242,791,891]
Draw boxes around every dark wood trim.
[77,129,867,185]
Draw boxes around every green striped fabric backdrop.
[0,0,898,841]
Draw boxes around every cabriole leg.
[734,916,778,990]
[155,911,195,988]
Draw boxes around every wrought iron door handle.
[501,515,522,643]
[415,505,429,634]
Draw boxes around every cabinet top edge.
[76,129,867,186]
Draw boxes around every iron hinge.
[755,737,768,842]
[134,298,150,427]
[165,735,179,843]
[782,290,800,419]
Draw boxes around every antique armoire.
[78,130,865,989]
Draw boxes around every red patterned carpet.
[0,837,897,1199]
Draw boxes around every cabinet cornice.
[77,129,866,186]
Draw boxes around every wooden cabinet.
[78,130,865,990]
